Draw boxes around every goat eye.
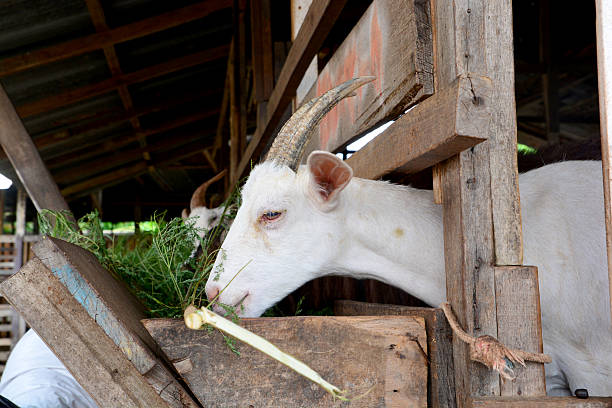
[261,211,283,222]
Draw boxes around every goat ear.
[181,208,190,219]
[307,151,353,205]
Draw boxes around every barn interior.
[0,0,602,315]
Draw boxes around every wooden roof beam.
[45,108,219,170]
[233,0,348,184]
[62,139,211,198]
[17,45,230,118]
[85,0,157,187]
[20,89,222,156]
[0,0,232,77]
[53,130,212,184]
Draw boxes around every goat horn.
[265,76,375,171]
[190,169,227,209]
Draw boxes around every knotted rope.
[440,302,551,381]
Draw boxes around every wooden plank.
[494,266,546,396]
[234,0,347,184]
[0,0,232,77]
[473,397,612,408]
[309,0,434,154]
[539,0,560,144]
[16,89,222,158]
[439,147,499,404]
[291,0,318,107]
[596,0,612,321]
[0,85,70,213]
[345,76,490,180]
[53,132,202,184]
[17,45,230,118]
[143,315,428,408]
[250,0,274,104]
[52,115,216,183]
[484,0,524,266]
[334,300,456,408]
[29,237,197,406]
[44,108,219,170]
[433,0,540,403]
[0,258,170,407]
[85,0,155,178]
[62,138,211,197]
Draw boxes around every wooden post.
[291,0,318,108]
[251,0,274,130]
[10,187,27,346]
[0,85,70,214]
[596,0,612,322]
[433,0,544,404]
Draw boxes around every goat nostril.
[206,287,220,301]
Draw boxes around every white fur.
[206,157,611,396]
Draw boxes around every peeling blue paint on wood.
[51,263,155,374]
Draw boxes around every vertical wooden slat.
[539,0,560,144]
[433,0,540,403]
[485,0,523,266]
[0,85,70,213]
[596,0,612,322]
[12,188,25,274]
[291,0,318,107]
[251,0,274,130]
[494,266,546,396]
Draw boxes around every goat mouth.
[233,293,249,310]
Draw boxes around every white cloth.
[0,330,98,408]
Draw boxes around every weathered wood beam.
[0,0,232,77]
[45,108,218,170]
[334,300,455,408]
[17,45,230,118]
[539,0,560,144]
[303,0,433,157]
[143,316,427,407]
[0,85,70,213]
[345,76,489,180]
[473,397,612,408]
[233,0,347,184]
[596,0,612,322]
[53,129,210,184]
[18,90,221,157]
[433,0,542,403]
[229,0,247,182]
[62,139,211,197]
[250,0,274,125]
[85,0,155,178]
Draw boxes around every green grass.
[38,187,241,319]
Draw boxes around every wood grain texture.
[0,258,170,408]
[0,85,70,213]
[0,0,232,77]
[31,237,197,407]
[235,0,347,183]
[334,300,456,408]
[143,315,428,408]
[494,266,546,396]
[17,46,229,118]
[440,147,500,403]
[483,0,523,266]
[310,0,434,154]
[345,76,490,180]
[473,397,612,407]
[595,0,612,322]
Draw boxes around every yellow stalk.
[184,305,347,400]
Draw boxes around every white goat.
[205,78,612,396]
[182,170,227,250]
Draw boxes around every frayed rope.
[440,302,552,382]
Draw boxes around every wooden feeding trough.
[0,236,452,407]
